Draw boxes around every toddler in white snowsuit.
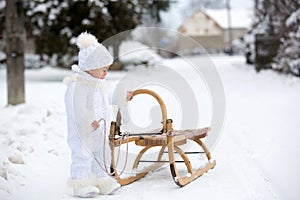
[64,32,131,198]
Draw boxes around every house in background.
[177,8,252,54]
[178,9,224,54]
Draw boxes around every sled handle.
[132,89,168,133]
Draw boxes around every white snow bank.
[119,40,162,66]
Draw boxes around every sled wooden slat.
[115,163,165,186]
[109,89,216,187]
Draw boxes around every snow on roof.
[0,1,5,10]
[205,9,254,29]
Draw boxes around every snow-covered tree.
[274,7,300,76]
[0,0,171,68]
[245,0,300,76]
[26,1,111,66]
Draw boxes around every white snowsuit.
[64,71,127,183]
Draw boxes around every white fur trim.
[63,70,110,90]
[62,74,76,85]
[94,177,121,195]
[119,106,130,124]
[112,86,128,107]
[68,177,96,189]
[68,176,120,195]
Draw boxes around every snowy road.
[1,55,300,200]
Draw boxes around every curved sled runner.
[109,89,216,187]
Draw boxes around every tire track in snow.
[224,123,279,199]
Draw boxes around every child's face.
[87,66,109,79]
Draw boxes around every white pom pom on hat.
[76,32,113,71]
[76,32,98,49]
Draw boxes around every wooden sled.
[109,89,216,187]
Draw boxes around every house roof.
[205,9,253,29]
[178,9,223,36]
[178,8,253,36]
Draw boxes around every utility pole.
[226,0,233,54]
[5,0,26,105]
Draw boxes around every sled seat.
[109,89,216,187]
[135,128,210,146]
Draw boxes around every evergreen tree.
[273,3,300,76]
[27,0,111,67]
[246,0,300,76]
[0,0,171,68]
[105,0,142,60]
[145,0,171,23]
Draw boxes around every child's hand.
[91,120,100,131]
[127,91,133,101]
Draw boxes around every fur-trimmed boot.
[74,186,99,198]
[95,177,121,195]
[68,178,99,198]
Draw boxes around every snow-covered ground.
[1,55,300,200]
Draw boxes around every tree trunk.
[5,0,26,105]
[112,39,120,62]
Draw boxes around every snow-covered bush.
[244,34,255,64]
[230,37,247,55]
[24,54,44,69]
[118,40,162,69]
[244,0,300,77]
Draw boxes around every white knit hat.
[76,32,113,71]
